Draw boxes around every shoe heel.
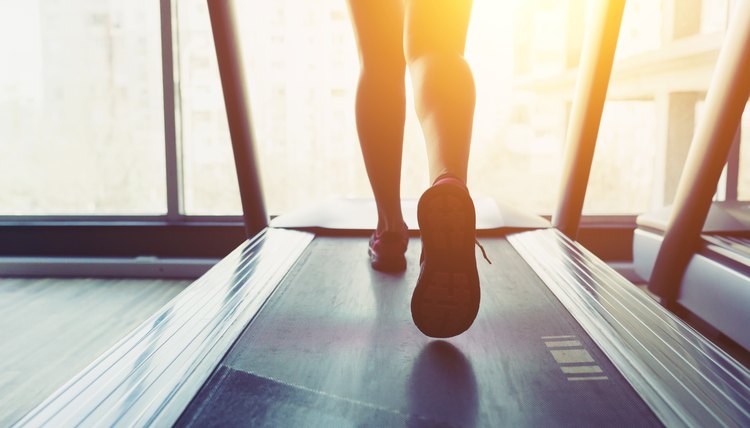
[413,184,480,338]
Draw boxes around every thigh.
[346,0,405,68]
[404,0,473,60]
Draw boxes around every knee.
[358,49,406,83]
[404,24,467,67]
[405,51,473,88]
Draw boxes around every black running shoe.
[368,225,409,272]
[411,177,480,338]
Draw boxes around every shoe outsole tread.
[412,183,480,338]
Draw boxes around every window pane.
[701,0,730,34]
[583,101,659,214]
[616,0,662,59]
[175,0,241,215]
[0,1,166,215]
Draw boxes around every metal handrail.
[552,0,626,239]
[648,0,750,305]
[208,0,268,238]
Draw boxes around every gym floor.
[0,278,189,426]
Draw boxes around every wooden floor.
[0,277,190,426]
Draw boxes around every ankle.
[432,173,467,189]
[376,219,407,235]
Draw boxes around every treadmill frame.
[648,1,750,304]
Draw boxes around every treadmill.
[14,0,750,426]
[633,2,750,352]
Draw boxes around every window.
[584,101,659,214]
[174,0,740,217]
[175,0,240,215]
[701,0,731,34]
[0,1,166,214]
[615,0,661,58]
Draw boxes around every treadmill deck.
[178,236,658,426]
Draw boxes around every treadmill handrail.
[649,0,750,304]
[208,0,269,238]
[552,0,626,239]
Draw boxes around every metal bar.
[649,1,750,304]
[724,126,741,201]
[207,0,268,238]
[0,223,247,259]
[161,0,182,221]
[552,0,626,239]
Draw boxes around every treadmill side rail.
[635,229,750,351]
[509,228,750,428]
[14,228,314,428]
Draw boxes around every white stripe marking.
[567,376,609,381]
[550,349,594,364]
[561,365,603,374]
[545,340,582,348]
[541,335,576,340]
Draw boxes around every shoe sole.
[412,183,480,338]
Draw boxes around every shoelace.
[475,239,492,264]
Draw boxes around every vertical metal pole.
[649,1,750,304]
[725,126,741,201]
[552,0,626,239]
[207,0,268,238]
[161,0,182,221]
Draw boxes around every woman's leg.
[406,0,479,338]
[404,0,475,184]
[347,0,407,234]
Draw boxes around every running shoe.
[368,225,409,272]
[411,176,481,338]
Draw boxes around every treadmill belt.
[177,236,659,427]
